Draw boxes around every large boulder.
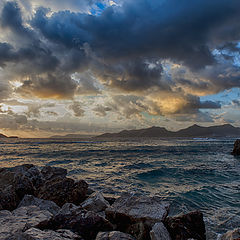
[105,193,170,223]
[0,165,41,210]
[219,228,240,240]
[164,211,206,240]
[37,177,88,207]
[37,208,113,240]
[18,195,60,215]
[0,206,52,239]
[105,193,169,240]
[81,192,110,213]
[96,231,136,240]
[150,222,171,240]
[231,140,240,156]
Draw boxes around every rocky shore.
[0,164,237,240]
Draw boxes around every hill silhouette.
[96,124,240,138]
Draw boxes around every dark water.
[0,137,240,239]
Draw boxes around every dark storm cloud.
[16,73,78,99]
[0,0,239,116]
[92,58,164,91]
[31,0,240,69]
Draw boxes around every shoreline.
[0,164,237,240]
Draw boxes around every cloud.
[0,0,239,130]
[69,101,85,117]
[16,73,78,99]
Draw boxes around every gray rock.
[18,195,60,215]
[37,177,88,207]
[82,192,110,212]
[106,192,170,222]
[0,206,52,239]
[58,203,82,215]
[41,166,67,181]
[219,228,240,240]
[0,165,41,211]
[36,208,113,240]
[164,211,206,240]
[231,139,240,156]
[15,228,82,240]
[96,231,136,240]
[150,222,171,240]
[105,193,170,240]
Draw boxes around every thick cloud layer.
[0,0,240,134]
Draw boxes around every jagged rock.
[82,192,110,212]
[219,228,240,240]
[231,139,240,156]
[0,165,42,210]
[37,177,88,207]
[96,231,136,240]
[58,203,82,215]
[0,185,19,211]
[41,166,67,181]
[18,195,60,215]
[8,228,82,240]
[0,206,52,239]
[164,211,206,240]
[37,208,113,240]
[105,192,169,222]
[105,193,169,240]
[150,222,171,240]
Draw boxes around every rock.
[96,231,136,240]
[37,177,88,207]
[58,203,82,215]
[37,208,113,240]
[150,222,171,240]
[41,166,67,181]
[164,211,206,240]
[219,228,240,240]
[9,228,82,240]
[0,185,19,211]
[18,195,61,215]
[105,197,116,206]
[82,192,110,212]
[231,140,240,156]
[106,192,170,222]
[0,165,42,210]
[105,193,169,240]
[0,206,52,239]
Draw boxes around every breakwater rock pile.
[0,164,234,240]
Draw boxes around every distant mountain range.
[96,124,240,138]
[50,134,96,139]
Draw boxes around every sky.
[0,0,240,137]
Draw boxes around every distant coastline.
[0,133,18,139]
[95,124,240,139]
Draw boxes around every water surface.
[0,138,239,239]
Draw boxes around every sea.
[0,137,240,239]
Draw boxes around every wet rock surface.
[0,164,211,240]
